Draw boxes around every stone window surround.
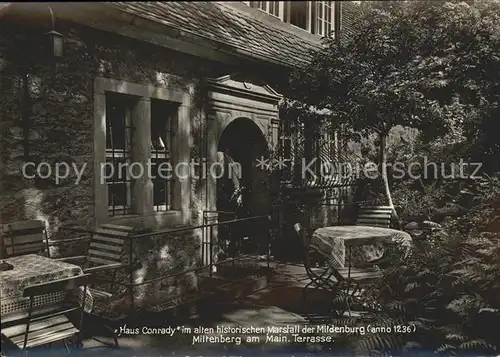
[93,76,191,228]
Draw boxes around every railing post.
[128,237,134,313]
[231,222,236,269]
[209,225,213,278]
[267,215,271,270]
[202,213,206,268]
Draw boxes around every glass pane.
[110,183,128,206]
[290,1,308,29]
[106,94,127,150]
[151,157,171,179]
[107,183,113,206]
[153,180,167,206]
[271,1,280,16]
[151,99,177,153]
[105,158,129,181]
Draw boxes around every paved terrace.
[2,262,361,357]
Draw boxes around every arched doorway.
[216,118,270,256]
[217,118,270,217]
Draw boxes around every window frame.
[150,99,176,212]
[285,1,312,33]
[94,77,192,227]
[105,93,134,216]
[252,1,284,20]
[315,1,334,38]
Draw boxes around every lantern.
[46,30,64,57]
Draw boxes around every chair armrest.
[84,263,124,274]
[53,255,86,262]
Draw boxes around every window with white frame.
[252,1,282,18]
[105,93,134,216]
[150,99,177,212]
[289,1,309,30]
[316,1,333,37]
[243,1,337,38]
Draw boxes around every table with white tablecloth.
[310,225,413,269]
[0,254,93,316]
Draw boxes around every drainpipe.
[334,1,341,45]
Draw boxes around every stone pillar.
[203,113,219,268]
[93,92,107,227]
[131,98,153,216]
[177,105,191,224]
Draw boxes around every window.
[316,1,333,37]
[252,1,282,18]
[106,93,133,216]
[289,1,309,30]
[151,99,176,212]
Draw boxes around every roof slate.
[341,1,364,40]
[109,1,324,68]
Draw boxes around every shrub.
[341,174,500,356]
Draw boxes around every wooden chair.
[56,224,134,292]
[356,205,394,228]
[355,205,402,267]
[55,223,136,349]
[1,274,90,357]
[1,220,49,258]
[295,223,382,317]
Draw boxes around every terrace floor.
[2,262,356,357]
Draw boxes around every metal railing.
[58,214,272,314]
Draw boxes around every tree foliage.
[286,1,500,355]
[342,174,500,356]
[285,0,500,203]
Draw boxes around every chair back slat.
[356,206,393,228]
[85,225,133,266]
[88,256,120,266]
[2,220,46,257]
[87,248,121,260]
[3,220,45,232]
[23,274,90,297]
[99,224,136,233]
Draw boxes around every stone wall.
[0,20,235,233]
[88,227,204,316]
[0,18,271,304]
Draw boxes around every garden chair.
[1,274,90,357]
[54,223,136,348]
[354,205,401,267]
[1,220,50,258]
[55,223,133,290]
[295,222,382,317]
[356,205,395,228]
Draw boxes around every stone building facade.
[0,2,358,307]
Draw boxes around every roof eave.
[111,4,306,69]
[39,2,308,69]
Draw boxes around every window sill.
[106,210,182,226]
[256,8,282,20]
[288,23,312,35]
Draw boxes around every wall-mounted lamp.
[46,5,63,57]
